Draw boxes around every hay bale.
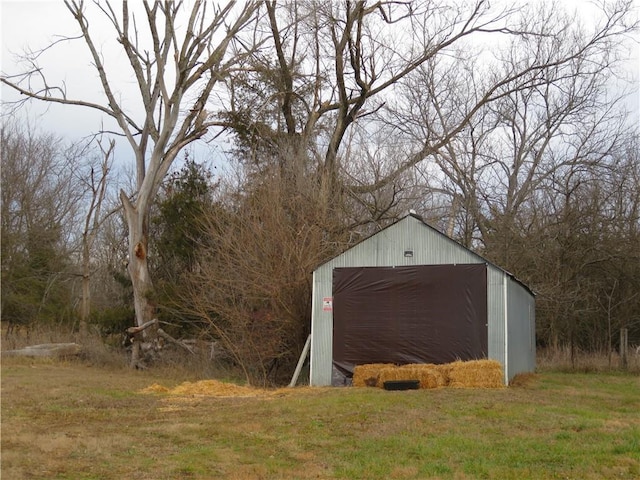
[377,367,420,388]
[400,364,447,389]
[353,363,396,387]
[434,363,453,386]
[355,360,503,389]
[447,359,504,388]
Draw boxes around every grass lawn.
[1,357,639,479]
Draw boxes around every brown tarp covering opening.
[332,264,487,385]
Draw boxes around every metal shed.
[310,213,535,386]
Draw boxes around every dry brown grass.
[537,347,640,374]
[0,324,247,381]
[1,324,128,368]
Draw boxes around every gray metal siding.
[324,217,488,269]
[310,270,333,386]
[310,215,534,386]
[487,268,506,382]
[506,279,536,381]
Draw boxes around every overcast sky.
[1,0,639,168]
[0,0,231,168]
[1,1,104,135]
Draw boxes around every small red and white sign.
[322,297,333,312]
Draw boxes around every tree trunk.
[121,191,157,367]
[78,140,113,337]
[128,236,156,328]
[79,238,91,335]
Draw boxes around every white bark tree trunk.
[121,191,157,367]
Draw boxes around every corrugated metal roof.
[314,212,535,296]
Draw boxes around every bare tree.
[2,0,259,366]
[77,138,118,334]
[389,2,638,355]
[378,0,637,198]
[225,1,527,212]
[222,0,637,229]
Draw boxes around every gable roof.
[316,212,535,297]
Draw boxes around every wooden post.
[289,334,311,388]
[620,328,628,370]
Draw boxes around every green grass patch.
[2,358,639,479]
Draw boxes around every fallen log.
[2,343,82,358]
